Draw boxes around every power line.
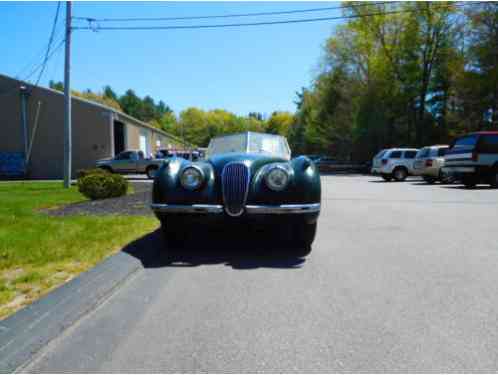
[33,2,62,88]
[14,27,65,80]
[72,1,397,23]
[24,37,65,83]
[0,38,66,98]
[72,2,480,31]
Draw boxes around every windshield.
[374,149,387,159]
[206,132,291,159]
[452,135,478,151]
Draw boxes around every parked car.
[156,149,201,161]
[444,131,498,188]
[371,149,388,175]
[371,148,419,181]
[413,145,452,184]
[96,150,164,179]
[151,132,321,256]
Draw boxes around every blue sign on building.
[0,152,26,177]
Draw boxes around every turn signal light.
[425,159,433,167]
[381,159,388,165]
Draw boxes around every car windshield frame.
[206,132,291,160]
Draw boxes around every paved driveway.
[23,176,498,372]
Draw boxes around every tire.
[438,170,454,184]
[146,166,158,179]
[423,176,437,184]
[292,222,316,257]
[393,167,408,182]
[381,174,392,182]
[462,175,477,189]
[489,168,498,188]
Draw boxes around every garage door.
[139,130,149,157]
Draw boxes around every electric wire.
[72,2,481,31]
[72,1,398,23]
[33,2,62,89]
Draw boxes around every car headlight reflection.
[180,166,204,190]
[265,166,289,191]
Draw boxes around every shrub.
[76,168,110,179]
[77,173,128,200]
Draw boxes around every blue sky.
[1,2,343,116]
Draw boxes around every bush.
[77,173,128,200]
[76,168,110,179]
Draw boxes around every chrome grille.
[221,162,250,217]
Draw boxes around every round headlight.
[265,166,289,191]
[180,166,204,190]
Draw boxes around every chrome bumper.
[150,203,320,215]
[245,203,320,214]
[150,204,223,214]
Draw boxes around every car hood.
[207,153,288,175]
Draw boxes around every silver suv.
[413,145,451,184]
[371,148,419,182]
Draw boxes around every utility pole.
[63,1,72,188]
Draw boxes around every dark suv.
[444,131,498,188]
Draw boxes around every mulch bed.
[43,181,154,217]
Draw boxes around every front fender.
[248,156,321,205]
[152,158,219,205]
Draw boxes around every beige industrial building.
[0,74,184,179]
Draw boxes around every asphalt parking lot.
[23,175,498,372]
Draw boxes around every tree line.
[49,2,498,160]
[290,2,498,161]
[48,81,295,149]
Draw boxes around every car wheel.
[423,176,436,184]
[393,167,408,182]
[439,170,454,184]
[146,166,158,179]
[462,175,477,189]
[381,174,392,182]
[292,222,316,257]
[489,168,498,188]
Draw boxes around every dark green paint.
[152,153,321,217]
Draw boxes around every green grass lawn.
[0,182,158,319]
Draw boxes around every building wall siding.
[0,74,186,178]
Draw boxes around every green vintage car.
[151,132,321,256]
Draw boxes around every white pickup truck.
[96,150,164,179]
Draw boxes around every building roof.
[0,73,192,147]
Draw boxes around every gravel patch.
[44,181,153,217]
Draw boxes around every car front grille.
[221,162,250,217]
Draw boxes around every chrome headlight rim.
[264,164,290,192]
[180,165,205,191]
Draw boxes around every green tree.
[266,111,295,137]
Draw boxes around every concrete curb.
[0,251,143,373]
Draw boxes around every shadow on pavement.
[122,228,306,270]
[440,185,496,190]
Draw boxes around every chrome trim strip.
[221,161,251,217]
[245,203,321,214]
[150,204,223,214]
